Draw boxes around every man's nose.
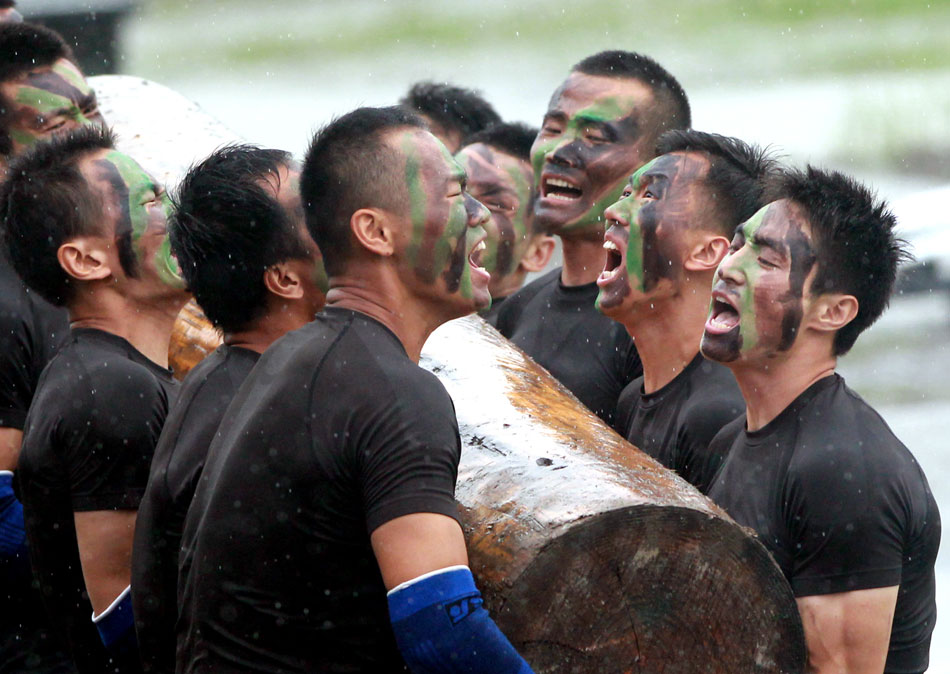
[548,136,582,169]
[717,250,743,284]
[467,195,491,228]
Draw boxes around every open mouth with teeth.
[603,239,622,273]
[469,239,488,271]
[705,296,741,334]
[543,177,583,202]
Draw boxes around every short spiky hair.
[768,166,911,356]
[400,81,501,144]
[1,124,114,306]
[170,145,311,334]
[460,122,538,163]
[301,106,425,276]
[657,129,778,235]
[0,22,76,155]
[573,50,691,131]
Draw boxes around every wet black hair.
[0,1,17,10]
[657,129,779,235]
[170,144,311,334]
[572,50,691,131]
[767,165,911,356]
[460,122,538,163]
[301,106,426,276]
[0,21,76,155]
[400,81,501,147]
[0,124,113,306]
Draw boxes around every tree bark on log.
[420,315,805,674]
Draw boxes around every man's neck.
[224,301,313,354]
[730,346,837,432]
[559,232,606,287]
[621,285,707,394]
[68,292,187,368]
[326,266,450,363]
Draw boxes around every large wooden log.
[420,316,805,673]
[93,76,805,671]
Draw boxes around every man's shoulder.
[679,360,744,427]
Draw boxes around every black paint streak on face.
[441,193,481,293]
[776,216,817,351]
[636,154,693,292]
[24,69,86,105]
[91,158,138,277]
[471,144,514,275]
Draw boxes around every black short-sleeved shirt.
[615,353,743,493]
[494,268,642,427]
[17,328,178,674]
[707,374,940,673]
[177,308,462,674]
[0,252,69,430]
[0,256,74,673]
[132,345,260,674]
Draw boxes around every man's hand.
[797,586,899,674]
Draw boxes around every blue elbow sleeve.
[388,565,533,674]
[0,471,28,558]
[93,585,138,659]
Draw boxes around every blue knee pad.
[0,471,27,558]
[388,565,533,674]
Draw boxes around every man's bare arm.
[74,509,138,614]
[796,585,899,674]
[371,512,468,590]
[0,427,23,471]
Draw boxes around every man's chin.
[700,332,740,364]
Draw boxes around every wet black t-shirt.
[177,308,461,673]
[616,353,743,493]
[0,255,74,673]
[707,374,940,674]
[17,329,177,674]
[132,345,260,674]
[494,268,642,427]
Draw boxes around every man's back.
[132,345,260,674]
[177,308,462,673]
[495,268,641,427]
[616,354,743,493]
[707,374,940,673]
[18,328,177,673]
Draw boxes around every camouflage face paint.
[530,72,658,237]
[2,59,101,153]
[456,143,534,295]
[702,201,817,363]
[90,150,185,289]
[399,130,491,307]
[596,153,711,315]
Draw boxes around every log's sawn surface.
[95,76,805,672]
[420,315,806,674]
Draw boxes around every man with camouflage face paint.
[456,122,555,325]
[0,20,105,674]
[177,107,533,674]
[703,168,939,674]
[599,130,775,492]
[496,50,691,427]
[1,125,190,673]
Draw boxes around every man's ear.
[263,261,305,300]
[684,235,729,272]
[519,235,556,273]
[350,208,396,257]
[807,293,859,334]
[56,237,112,282]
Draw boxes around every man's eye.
[729,237,743,252]
[621,187,633,198]
[758,256,777,269]
[46,119,67,132]
[82,104,100,118]
[642,188,656,199]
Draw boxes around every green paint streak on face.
[51,61,88,92]
[454,199,476,300]
[13,86,72,114]
[734,207,768,353]
[574,96,633,124]
[104,150,152,241]
[8,127,36,146]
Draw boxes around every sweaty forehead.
[548,72,654,122]
[458,144,526,188]
[641,151,709,186]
